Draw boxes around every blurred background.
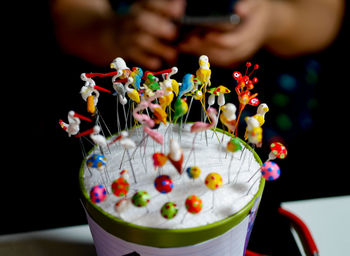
[3,0,349,255]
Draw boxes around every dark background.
[2,1,349,255]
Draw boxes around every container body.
[80,130,265,256]
[82,180,264,256]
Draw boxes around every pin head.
[161,202,178,219]
[186,166,201,179]
[111,177,129,197]
[154,175,174,194]
[132,191,151,207]
[90,185,107,204]
[205,173,223,190]
[185,195,203,214]
[261,161,280,181]
[270,142,287,159]
[86,154,107,169]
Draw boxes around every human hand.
[178,0,273,67]
[52,0,185,70]
[115,0,186,70]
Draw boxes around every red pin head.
[232,71,242,81]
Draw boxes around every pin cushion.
[80,126,265,255]
[59,58,283,256]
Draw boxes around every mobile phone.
[181,0,240,25]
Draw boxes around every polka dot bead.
[270,142,287,159]
[205,172,223,190]
[111,177,129,197]
[186,166,201,179]
[261,161,281,181]
[154,175,174,194]
[132,191,151,207]
[90,185,107,204]
[160,202,178,219]
[185,195,203,214]
[87,154,107,169]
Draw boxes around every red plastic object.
[245,207,319,256]
[278,207,319,256]
[245,250,269,256]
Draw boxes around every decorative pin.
[178,74,195,99]
[207,86,231,134]
[167,139,184,175]
[181,194,203,223]
[90,184,107,204]
[161,202,178,219]
[196,55,211,88]
[246,161,281,196]
[132,190,151,208]
[86,154,110,187]
[219,103,237,139]
[154,175,174,194]
[59,110,92,137]
[152,152,168,171]
[268,142,287,160]
[186,166,201,180]
[86,154,107,169]
[111,176,130,197]
[233,62,260,136]
[173,98,188,124]
[205,172,223,209]
[110,57,131,81]
[226,137,243,183]
[245,117,263,148]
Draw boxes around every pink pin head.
[261,161,280,181]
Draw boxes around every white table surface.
[1,195,349,256]
[0,225,96,256]
[281,195,350,256]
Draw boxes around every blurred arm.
[264,0,345,56]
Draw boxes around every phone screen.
[185,0,238,16]
[181,0,240,26]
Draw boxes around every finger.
[127,47,163,70]
[141,0,186,19]
[178,35,203,55]
[179,35,247,67]
[133,8,178,40]
[204,31,240,49]
[178,36,225,63]
[234,0,261,19]
[136,32,178,63]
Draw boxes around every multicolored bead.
[160,202,178,219]
[132,191,151,207]
[90,184,107,203]
[205,172,223,190]
[185,195,203,214]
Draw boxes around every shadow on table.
[0,238,97,256]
